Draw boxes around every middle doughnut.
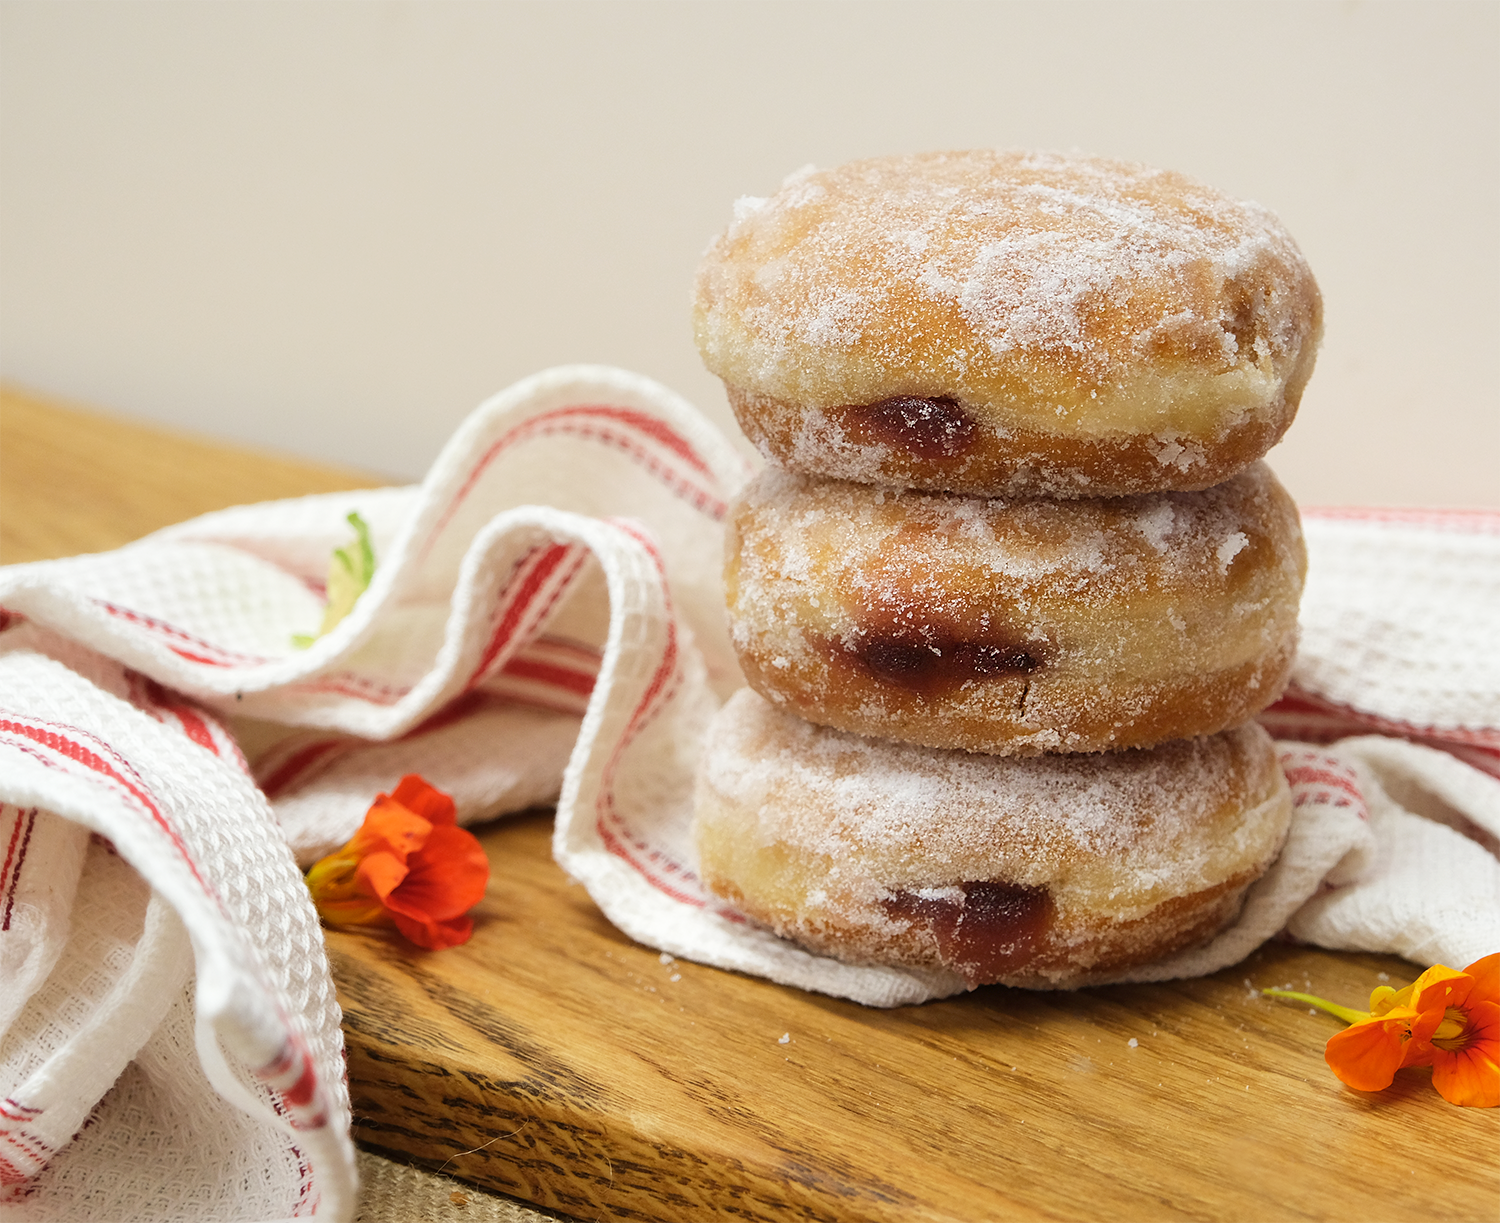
[727,461,1305,755]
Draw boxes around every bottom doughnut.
[694,690,1291,989]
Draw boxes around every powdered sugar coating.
[725,462,1306,754]
[695,151,1322,496]
[694,690,1291,987]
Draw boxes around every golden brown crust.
[694,690,1292,989]
[726,462,1306,754]
[695,150,1322,496]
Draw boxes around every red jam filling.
[844,396,977,460]
[848,634,1041,694]
[883,881,1054,983]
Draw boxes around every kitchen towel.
[1,366,1496,1220]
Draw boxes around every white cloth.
[0,366,1496,1219]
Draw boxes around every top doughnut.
[694,150,1322,498]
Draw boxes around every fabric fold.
[0,366,1495,1219]
[1,875,191,1181]
[0,630,354,1220]
[0,808,89,1043]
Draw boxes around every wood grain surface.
[332,811,1494,1223]
[4,385,1494,1222]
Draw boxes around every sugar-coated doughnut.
[726,461,1305,755]
[695,689,1292,989]
[694,150,1322,498]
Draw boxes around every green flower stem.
[1262,988,1369,1026]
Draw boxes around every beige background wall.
[2,0,1496,507]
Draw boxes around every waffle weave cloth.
[1,366,1496,1221]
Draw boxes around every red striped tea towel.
[0,633,353,1221]
[0,366,750,1220]
[1257,507,1500,966]
[0,367,1496,1219]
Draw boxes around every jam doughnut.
[726,461,1305,755]
[694,689,1292,989]
[694,150,1322,498]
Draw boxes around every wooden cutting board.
[5,385,1494,1222]
[328,810,1494,1223]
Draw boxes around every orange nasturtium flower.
[1265,954,1498,1107]
[304,775,489,950]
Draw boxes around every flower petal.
[1399,1039,1437,1069]
[356,849,411,904]
[1463,954,1499,1006]
[355,795,434,860]
[1325,1016,1413,1091]
[303,775,481,949]
[1430,999,1499,1108]
[1410,962,1475,1016]
[383,824,489,923]
[391,910,475,951]
[390,774,458,827]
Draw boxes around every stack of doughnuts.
[690,151,1320,989]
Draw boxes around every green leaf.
[292,511,376,647]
